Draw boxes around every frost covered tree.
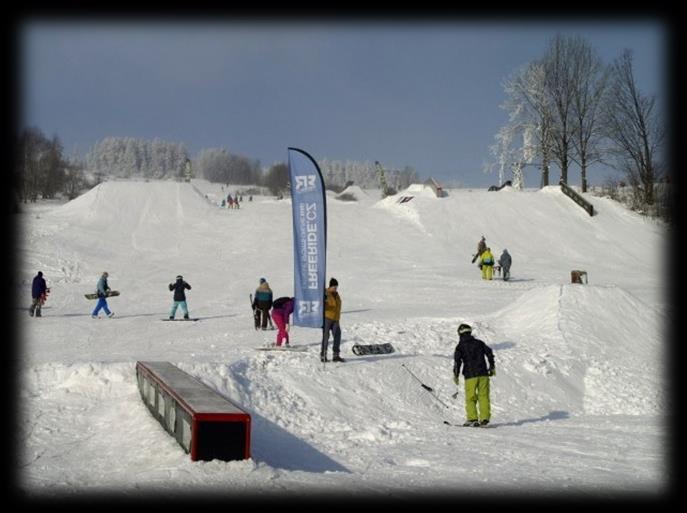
[85,137,189,179]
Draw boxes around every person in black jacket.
[453,323,495,427]
[29,271,49,317]
[168,275,192,320]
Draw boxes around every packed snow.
[15,179,668,498]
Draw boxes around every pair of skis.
[400,363,494,427]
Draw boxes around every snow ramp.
[484,284,666,415]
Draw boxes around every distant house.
[424,177,447,198]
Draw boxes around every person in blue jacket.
[91,272,115,318]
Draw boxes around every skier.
[29,271,49,317]
[271,296,294,347]
[479,247,495,280]
[498,249,512,281]
[168,275,192,320]
[252,278,273,330]
[91,272,115,318]
[453,323,495,427]
[321,278,344,362]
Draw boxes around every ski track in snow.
[15,180,668,497]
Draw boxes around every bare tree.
[569,39,610,192]
[543,34,578,185]
[603,49,664,206]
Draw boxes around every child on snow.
[453,323,495,427]
[479,247,495,280]
[168,275,192,319]
[252,278,273,330]
[498,249,512,281]
[271,296,294,346]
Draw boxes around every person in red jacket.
[271,296,294,347]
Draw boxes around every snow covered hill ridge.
[16,179,668,496]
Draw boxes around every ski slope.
[15,179,668,498]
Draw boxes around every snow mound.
[486,284,666,415]
[335,185,369,201]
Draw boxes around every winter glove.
[488,368,496,377]
[453,375,460,386]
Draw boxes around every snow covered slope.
[15,179,668,497]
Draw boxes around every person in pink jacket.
[271,296,294,347]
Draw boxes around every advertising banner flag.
[287,148,327,328]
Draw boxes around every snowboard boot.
[35,311,42,317]
[320,354,328,363]
[29,307,34,317]
[108,312,115,318]
[479,419,490,427]
[463,420,479,427]
[169,316,174,320]
[332,355,345,362]
[184,315,189,320]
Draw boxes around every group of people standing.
[251,276,344,362]
[475,236,512,281]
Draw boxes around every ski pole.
[401,363,450,409]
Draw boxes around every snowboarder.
[479,247,495,280]
[498,249,512,281]
[471,236,487,263]
[168,275,192,320]
[321,278,344,362]
[252,278,273,330]
[91,272,115,318]
[29,271,49,317]
[271,296,294,347]
[453,323,495,427]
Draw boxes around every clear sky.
[20,19,667,188]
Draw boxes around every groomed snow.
[15,179,668,498]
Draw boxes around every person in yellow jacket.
[479,247,495,280]
[321,277,344,363]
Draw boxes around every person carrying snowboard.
[321,278,344,362]
[479,247,495,280]
[453,323,495,427]
[168,275,192,320]
[271,296,294,347]
[29,271,49,317]
[498,249,512,281]
[252,277,273,330]
[471,235,487,263]
[91,272,115,318]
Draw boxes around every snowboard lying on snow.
[256,345,308,352]
[84,290,120,300]
[161,317,200,322]
[351,342,395,356]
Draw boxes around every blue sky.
[21,20,666,187]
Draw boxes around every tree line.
[487,34,666,215]
[14,127,85,207]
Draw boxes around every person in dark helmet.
[168,275,192,320]
[321,277,344,362]
[252,277,273,330]
[29,271,49,317]
[453,323,495,427]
